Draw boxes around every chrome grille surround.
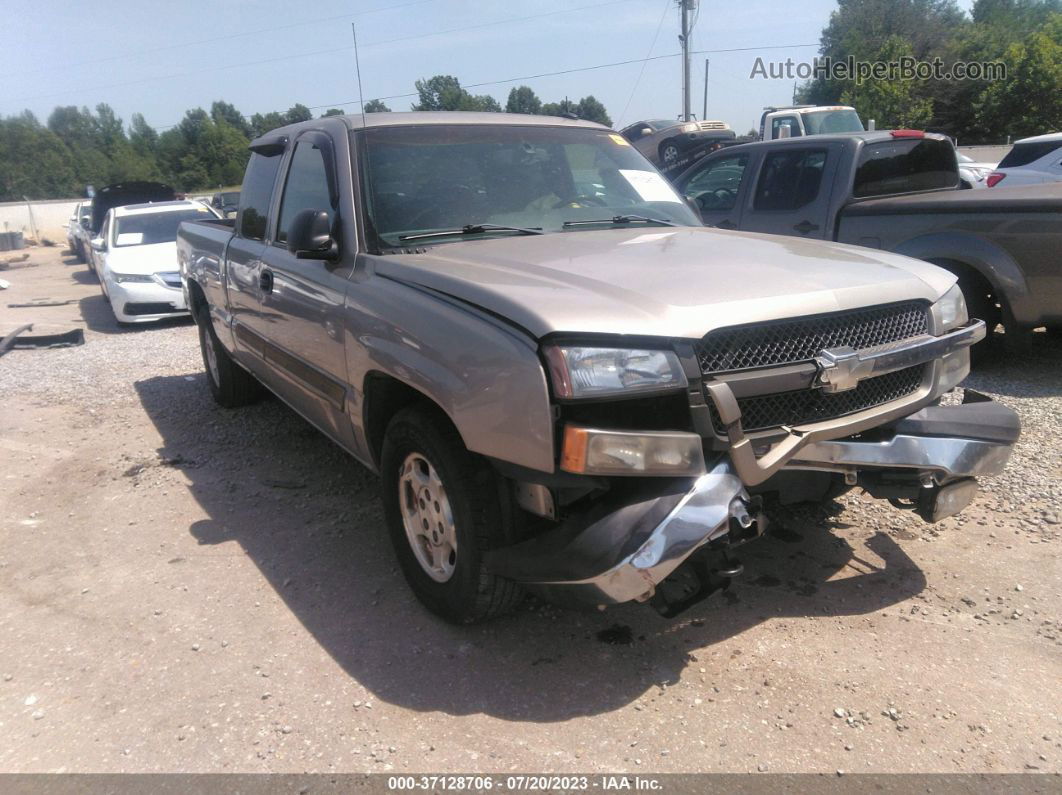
[695,301,930,375]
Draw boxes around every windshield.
[113,209,214,247]
[802,108,864,135]
[359,124,700,247]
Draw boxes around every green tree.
[840,36,935,128]
[575,95,612,126]
[211,100,251,137]
[976,13,1062,137]
[0,112,78,200]
[363,99,391,113]
[284,103,313,124]
[413,75,500,111]
[505,86,542,114]
[128,113,158,158]
[249,111,286,137]
[541,98,577,117]
[800,0,966,105]
[320,108,346,117]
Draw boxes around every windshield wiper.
[399,223,543,242]
[562,215,676,229]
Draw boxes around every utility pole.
[702,58,710,121]
[678,0,694,121]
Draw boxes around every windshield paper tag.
[115,233,144,246]
[619,170,681,203]
[609,133,630,146]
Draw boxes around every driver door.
[676,152,751,229]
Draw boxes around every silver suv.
[619,118,735,168]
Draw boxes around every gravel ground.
[0,247,1059,774]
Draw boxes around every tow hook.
[649,496,765,618]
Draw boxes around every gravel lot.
[0,247,1059,774]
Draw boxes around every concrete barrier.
[0,198,82,244]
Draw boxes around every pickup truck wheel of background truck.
[380,407,523,624]
[195,309,262,408]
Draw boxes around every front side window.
[360,124,700,246]
[683,154,748,211]
[114,209,214,247]
[239,152,283,240]
[754,149,826,210]
[277,140,334,243]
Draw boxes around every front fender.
[346,276,555,474]
[889,232,1035,325]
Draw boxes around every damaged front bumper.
[487,395,1019,607]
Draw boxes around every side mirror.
[287,209,337,260]
[81,219,91,230]
[90,237,105,252]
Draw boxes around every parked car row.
[68,183,221,324]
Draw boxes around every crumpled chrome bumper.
[488,396,1019,607]
[486,461,754,606]
[788,397,1019,480]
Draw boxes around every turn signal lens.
[986,172,1005,188]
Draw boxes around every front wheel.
[196,308,262,408]
[380,407,522,623]
[660,141,682,167]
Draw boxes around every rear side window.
[853,139,958,198]
[276,140,334,243]
[771,116,801,139]
[754,149,826,210]
[998,141,1062,168]
[238,152,283,240]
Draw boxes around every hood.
[104,242,179,274]
[370,226,954,340]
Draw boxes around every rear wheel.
[380,406,522,623]
[196,307,262,407]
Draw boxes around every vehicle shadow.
[70,269,99,286]
[78,294,193,335]
[968,329,1062,398]
[134,372,927,722]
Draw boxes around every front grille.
[709,364,927,434]
[698,121,729,130]
[696,301,929,374]
[124,302,179,316]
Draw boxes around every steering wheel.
[552,194,609,209]
[698,188,735,211]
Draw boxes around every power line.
[4,0,440,80]
[616,0,672,128]
[303,43,817,112]
[3,0,635,108]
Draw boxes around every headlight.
[936,283,969,330]
[543,345,687,399]
[681,122,699,133]
[112,272,154,283]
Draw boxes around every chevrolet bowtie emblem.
[815,346,875,393]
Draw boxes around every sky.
[0,0,975,135]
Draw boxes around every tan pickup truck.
[177,112,1019,624]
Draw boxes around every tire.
[659,141,682,167]
[380,406,523,624]
[196,307,262,408]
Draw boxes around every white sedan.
[91,201,220,324]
